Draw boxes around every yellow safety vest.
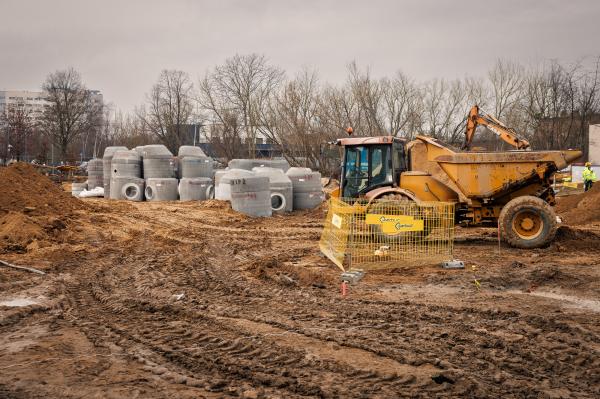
[583,168,597,182]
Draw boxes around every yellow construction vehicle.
[329,106,581,249]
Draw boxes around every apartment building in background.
[1,89,104,164]
[0,90,49,119]
[0,89,103,119]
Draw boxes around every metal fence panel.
[319,197,454,271]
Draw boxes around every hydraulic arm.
[463,105,530,150]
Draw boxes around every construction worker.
[583,162,596,192]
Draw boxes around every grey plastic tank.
[110,176,144,200]
[230,175,272,217]
[102,146,128,198]
[142,145,176,179]
[179,177,213,201]
[228,159,253,170]
[145,178,178,201]
[286,167,324,209]
[214,169,228,185]
[267,158,290,172]
[111,150,142,179]
[86,158,104,189]
[253,167,293,214]
[179,156,213,179]
[215,169,254,201]
[178,145,207,158]
[229,158,290,172]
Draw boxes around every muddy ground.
[1,191,599,397]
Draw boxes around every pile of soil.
[555,183,600,225]
[0,163,84,253]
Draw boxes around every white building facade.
[0,90,49,119]
[0,89,103,118]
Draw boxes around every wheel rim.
[512,210,544,240]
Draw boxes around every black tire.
[499,196,557,249]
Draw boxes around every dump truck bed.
[435,150,582,199]
[412,136,582,201]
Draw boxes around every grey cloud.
[1,0,599,111]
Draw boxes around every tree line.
[2,54,599,171]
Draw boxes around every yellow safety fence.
[319,197,455,271]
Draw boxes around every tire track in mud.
[7,201,598,398]
[223,291,600,397]
[131,206,600,397]
[64,269,422,397]
[55,221,448,397]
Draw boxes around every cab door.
[342,145,392,197]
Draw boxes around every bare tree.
[139,70,194,153]
[258,68,339,171]
[488,59,524,119]
[39,68,103,162]
[524,60,578,150]
[346,62,385,136]
[317,84,360,136]
[106,109,153,151]
[198,70,246,160]
[198,54,284,158]
[205,111,246,161]
[421,78,468,144]
[0,104,35,161]
[380,71,423,138]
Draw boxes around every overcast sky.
[1,0,599,112]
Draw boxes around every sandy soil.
[0,160,598,399]
[1,194,599,398]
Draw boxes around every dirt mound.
[555,183,600,225]
[0,163,85,252]
[0,163,83,216]
[198,199,231,210]
[553,225,600,251]
[0,211,45,252]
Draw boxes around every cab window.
[343,146,369,197]
[371,146,391,186]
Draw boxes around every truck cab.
[338,136,407,198]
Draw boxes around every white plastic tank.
[215,169,254,201]
[286,167,325,209]
[228,158,290,172]
[145,178,179,201]
[86,158,104,189]
[179,177,213,201]
[178,145,207,158]
[142,145,176,179]
[111,150,142,179]
[110,176,145,200]
[102,146,128,199]
[179,156,213,179]
[253,166,293,214]
[230,175,272,217]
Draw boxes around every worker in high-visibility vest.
[583,162,597,192]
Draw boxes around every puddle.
[0,298,39,307]
[508,290,600,313]
[529,291,600,313]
